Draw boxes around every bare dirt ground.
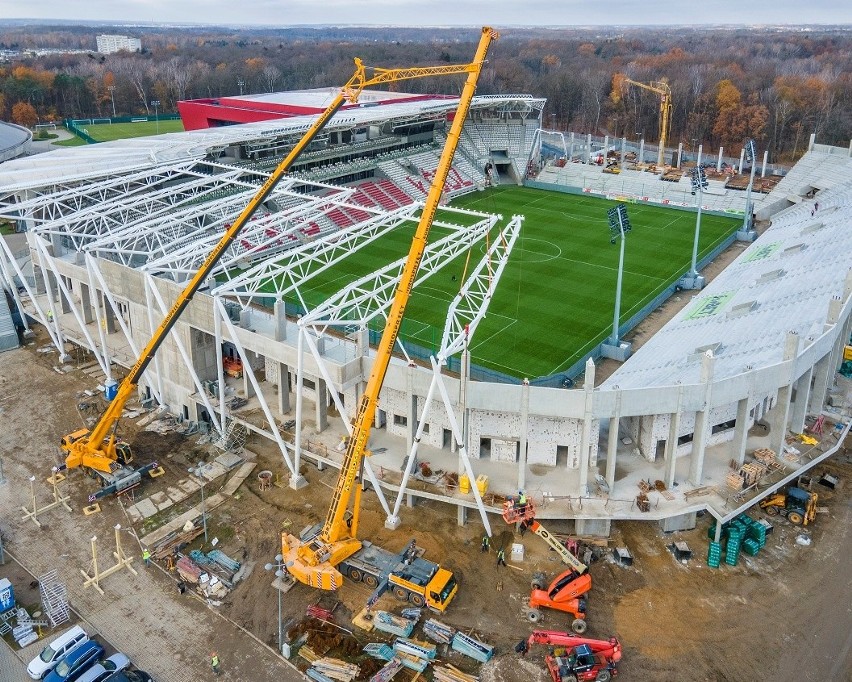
[1,328,851,682]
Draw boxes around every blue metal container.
[105,379,118,401]
[0,578,15,613]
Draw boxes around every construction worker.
[211,652,220,675]
[496,547,506,567]
[142,549,151,567]
[46,309,53,323]
[481,535,490,553]
[517,490,528,517]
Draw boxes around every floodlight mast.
[741,139,757,234]
[607,204,631,347]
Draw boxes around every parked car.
[76,653,131,682]
[27,626,89,680]
[43,640,104,682]
[108,671,153,682]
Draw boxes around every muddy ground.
[1,330,851,682]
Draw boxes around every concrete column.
[605,390,622,490]
[277,362,290,414]
[677,142,683,168]
[603,135,609,164]
[689,352,715,486]
[586,134,593,164]
[103,294,116,333]
[59,277,71,313]
[243,352,255,399]
[80,282,94,324]
[789,366,813,434]
[808,133,816,153]
[770,332,800,455]
[761,150,768,178]
[578,358,595,496]
[717,148,724,172]
[518,378,530,492]
[239,308,251,329]
[731,396,751,466]
[46,271,58,303]
[664,384,683,487]
[405,364,417,458]
[619,137,626,169]
[808,354,831,414]
[738,148,745,174]
[568,132,575,162]
[639,139,645,164]
[33,265,46,294]
[273,300,287,341]
[315,377,328,432]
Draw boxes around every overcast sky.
[1,0,850,27]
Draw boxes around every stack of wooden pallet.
[753,448,776,465]
[738,462,766,487]
[433,665,478,682]
[309,657,359,682]
[725,471,744,490]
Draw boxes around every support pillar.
[677,142,683,168]
[586,133,593,164]
[314,378,328,433]
[789,366,812,434]
[80,282,94,324]
[717,148,724,172]
[568,132,575,162]
[689,352,715,486]
[770,332,800,456]
[639,139,645,164]
[731,396,751,466]
[277,362,290,414]
[808,354,831,414]
[518,378,530,492]
[619,137,626,169]
[577,359,595,496]
[664,385,683,488]
[59,277,71,313]
[103,294,116,333]
[605,390,621,491]
[243,352,255,399]
[273,300,287,342]
[406,364,417,459]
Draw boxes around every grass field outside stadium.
[290,185,740,380]
[56,119,185,146]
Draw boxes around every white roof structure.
[602,145,852,390]
[0,95,543,191]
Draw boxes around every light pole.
[188,465,208,542]
[237,79,245,96]
[601,204,633,362]
[151,100,160,134]
[265,555,286,654]
[682,165,709,290]
[108,86,116,118]
[741,139,757,235]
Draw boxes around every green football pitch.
[292,185,740,381]
[70,119,184,143]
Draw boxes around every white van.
[27,625,89,680]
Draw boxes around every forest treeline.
[1,23,849,161]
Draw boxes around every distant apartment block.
[96,34,142,54]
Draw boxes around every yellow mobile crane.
[616,76,672,168]
[61,28,498,509]
[280,27,497,608]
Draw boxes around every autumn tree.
[11,101,37,127]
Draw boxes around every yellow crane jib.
[282,26,498,595]
[59,29,498,484]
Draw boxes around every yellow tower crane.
[620,77,672,168]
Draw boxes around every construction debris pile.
[174,548,242,600]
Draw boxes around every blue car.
[44,640,104,682]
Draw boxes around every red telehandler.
[517,629,622,682]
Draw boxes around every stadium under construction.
[1,85,851,539]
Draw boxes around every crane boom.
[282,26,498,591]
[527,520,587,575]
[622,77,672,168]
[62,30,497,481]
